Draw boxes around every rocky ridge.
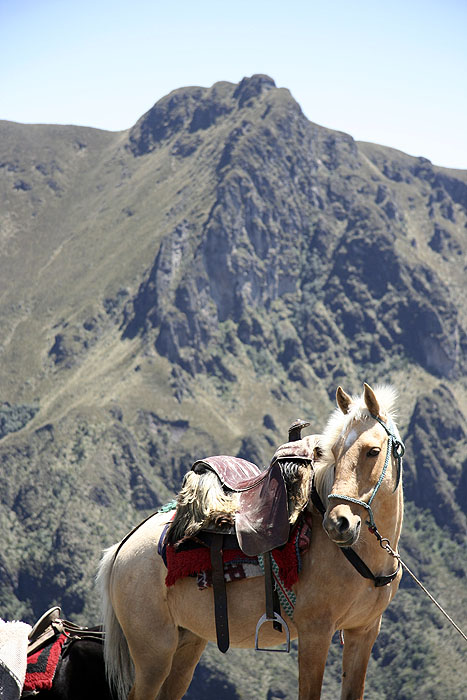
[0,75,466,698]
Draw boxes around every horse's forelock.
[319,384,398,470]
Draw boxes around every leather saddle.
[27,606,63,656]
[27,606,104,656]
[187,419,316,654]
[192,456,290,557]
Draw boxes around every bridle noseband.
[327,414,405,530]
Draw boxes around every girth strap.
[210,533,230,653]
[263,552,282,633]
[205,533,285,652]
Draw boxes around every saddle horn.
[288,419,310,442]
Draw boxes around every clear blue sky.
[1,0,466,169]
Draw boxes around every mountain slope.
[0,75,466,698]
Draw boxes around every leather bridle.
[327,414,405,529]
[312,413,404,587]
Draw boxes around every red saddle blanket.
[164,516,311,589]
[23,633,66,692]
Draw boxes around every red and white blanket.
[161,515,312,591]
[23,632,66,693]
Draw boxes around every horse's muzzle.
[323,504,362,547]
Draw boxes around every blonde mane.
[313,385,398,506]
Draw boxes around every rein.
[375,533,467,643]
[327,414,405,529]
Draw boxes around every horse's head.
[319,382,403,547]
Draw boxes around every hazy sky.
[1,0,466,169]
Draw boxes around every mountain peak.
[232,74,276,106]
[128,75,278,156]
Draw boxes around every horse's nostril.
[336,516,350,534]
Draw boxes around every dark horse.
[21,608,114,700]
[27,637,114,700]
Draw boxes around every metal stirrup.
[255,552,291,652]
[255,612,291,652]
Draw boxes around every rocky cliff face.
[122,76,467,390]
[404,385,467,537]
[0,75,466,698]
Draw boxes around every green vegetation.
[0,76,466,697]
[0,402,39,438]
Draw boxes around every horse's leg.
[297,622,334,699]
[127,625,179,700]
[157,628,207,700]
[340,617,382,700]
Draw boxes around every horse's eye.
[367,447,381,457]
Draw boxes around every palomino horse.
[97,383,404,699]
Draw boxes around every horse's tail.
[96,544,134,700]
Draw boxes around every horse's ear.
[363,383,380,417]
[336,386,352,414]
